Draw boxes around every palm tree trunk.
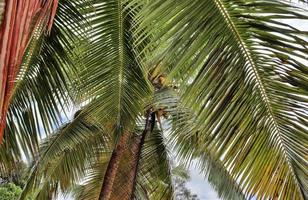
[124,110,153,200]
[99,130,130,200]
[126,131,147,199]
[99,110,153,200]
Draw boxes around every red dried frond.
[0,0,58,143]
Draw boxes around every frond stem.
[117,0,124,124]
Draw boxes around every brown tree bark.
[98,130,130,200]
[119,110,153,200]
[110,134,145,200]
[125,131,147,199]
[99,110,153,200]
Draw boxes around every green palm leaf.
[133,127,174,200]
[0,0,305,199]
[135,0,308,199]
[153,87,246,200]
[17,0,153,198]
[19,111,111,200]
[73,156,111,200]
[78,0,152,136]
[0,0,87,168]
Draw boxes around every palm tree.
[0,0,307,200]
[2,0,172,199]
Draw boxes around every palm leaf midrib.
[212,0,303,195]
[116,0,124,122]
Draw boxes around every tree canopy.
[0,0,307,200]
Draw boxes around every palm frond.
[17,0,153,198]
[134,127,174,200]
[0,0,88,169]
[135,0,308,199]
[152,87,246,200]
[77,0,152,139]
[0,0,59,143]
[171,165,190,182]
[19,111,111,200]
[73,155,111,200]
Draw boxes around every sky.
[187,167,220,200]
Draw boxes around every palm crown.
[0,0,307,200]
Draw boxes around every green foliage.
[134,0,308,199]
[0,0,307,199]
[0,183,22,200]
[0,0,87,169]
